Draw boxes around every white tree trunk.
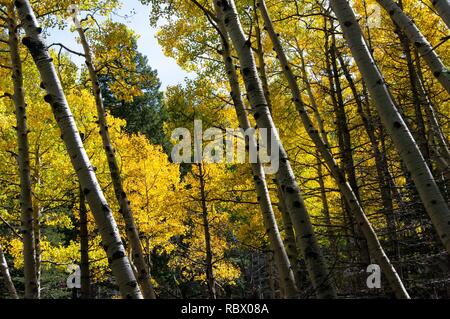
[432,0,450,30]
[0,243,19,299]
[257,0,410,299]
[331,0,450,256]
[7,3,38,299]
[216,0,336,298]
[376,0,450,95]
[14,0,142,299]
[212,2,298,298]
[75,20,156,300]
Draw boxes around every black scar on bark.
[22,37,32,48]
[43,94,52,104]
[110,250,125,261]
[285,186,295,193]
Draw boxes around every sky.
[46,0,193,90]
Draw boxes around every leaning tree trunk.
[79,186,90,299]
[275,182,303,291]
[376,0,450,95]
[327,22,371,266]
[432,0,450,30]
[14,0,142,299]
[7,3,38,299]
[210,3,298,298]
[216,0,336,299]
[74,18,156,299]
[197,163,217,299]
[257,0,410,299]
[337,52,399,256]
[32,149,42,298]
[331,0,450,256]
[0,243,19,299]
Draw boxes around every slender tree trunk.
[395,19,432,166]
[79,186,90,299]
[412,48,450,181]
[7,3,38,299]
[32,148,42,298]
[0,243,19,299]
[197,163,217,299]
[276,182,302,291]
[331,0,450,257]
[336,51,399,256]
[375,0,450,95]
[316,156,335,244]
[299,52,337,247]
[432,0,450,30]
[299,53,330,147]
[254,12,273,114]
[258,0,410,299]
[14,0,142,299]
[216,0,336,298]
[74,17,156,299]
[327,22,371,265]
[210,1,299,298]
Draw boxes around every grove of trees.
[0,0,449,299]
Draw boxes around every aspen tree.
[0,243,18,299]
[376,0,450,95]
[196,163,217,299]
[431,0,450,30]
[325,18,370,265]
[208,0,298,298]
[79,185,90,299]
[214,0,336,298]
[337,52,399,254]
[257,0,409,299]
[7,3,38,299]
[330,0,450,257]
[14,0,142,299]
[73,15,156,299]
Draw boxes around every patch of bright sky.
[45,0,193,90]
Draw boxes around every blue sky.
[46,0,192,90]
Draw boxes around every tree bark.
[376,0,450,95]
[209,2,299,298]
[216,0,336,298]
[79,186,90,299]
[275,181,303,291]
[326,20,371,265]
[32,148,42,298]
[0,243,19,299]
[258,0,410,299]
[432,0,450,30]
[337,52,399,256]
[7,3,38,299]
[197,163,217,299]
[74,18,156,299]
[331,0,450,258]
[14,0,142,299]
